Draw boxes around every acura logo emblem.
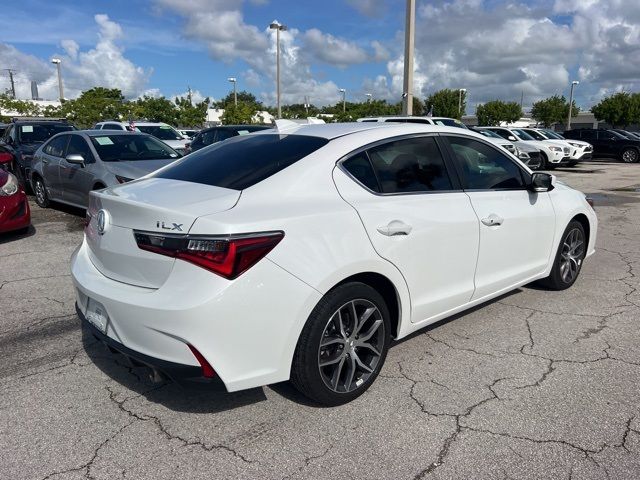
[96,209,108,235]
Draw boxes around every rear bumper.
[0,192,30,233]
[71,238,322,392]
[78,303,217,385]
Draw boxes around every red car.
[0,170,30,234]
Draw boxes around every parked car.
[179,129,199,139]
[0,145,14,172]
[94,121,190,155]
[533,128,593,163]
[30,130,182,209]
[520,128,586,167]
[0,123,8,138]
[0,170,30,234]
[0,118,75,186]
[563,129,640,163]
[471,127,542,169]
[357,115,469,129]
[73,122,597,406]
[611,129,640,141]
[188,125,272,153]
[476,126,570,169]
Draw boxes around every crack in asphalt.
[599,247,640,309]
[105,385,257,465]
[0,273,71,291]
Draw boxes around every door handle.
[481,214,504,227]
[377,220,412,236]
[42,159,49,164]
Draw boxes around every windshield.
[433,118,469,129]
[90,134,181,161]
[476,129,502,139]
[541,129,564,140]
[512,129,535,141]
[17,124,74,143]
[136,125,183,141]
[523,129,546,141]
[155,134,329,190]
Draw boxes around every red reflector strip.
[187,344,216,378]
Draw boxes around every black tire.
[93,183,106,190]
[32,175,50,208]
[538,220,586,290]
[291,282,391,406]
[540,152,554,170]
[621,148,639,163]
[567,160,578,167]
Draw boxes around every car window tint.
[579,130,596,140]
[67,135,95,163]
[155,134,329,190]
[217,130,235,141]
[90,135,179,162]
[447,136,525,190]
[201,130,216,145]
[44,135,70,157]
[19,124,73,143]
[366,137,453,193]
[342,152,380,192]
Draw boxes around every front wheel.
[291,282,391,406]
[538,221,586,290]
[621,148,639,163]
[33,176,50,208]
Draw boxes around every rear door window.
[365,137,453,193]
[43,135,70,158]
[155,134,329,190]
[342,152,380,192]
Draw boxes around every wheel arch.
[92,182,106,190]
[570,213,591,248]
[330,271,403,339]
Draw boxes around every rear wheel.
[33,176,50,208]
[621,148,639,163]
[291,282,391,406]
[538,221,586,290]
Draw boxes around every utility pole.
[402,0,415,116]
[187,85,193,105]
[567,81,579,130]
[520,90,524,110]
[339,88,346,113]
[51,59,64,101]
[269,21,287,119]
[3,69,16,99]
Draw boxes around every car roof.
[81,129,148,137]
[251,122,488,140]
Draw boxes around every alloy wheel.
[622,149,638,163]
[318,299,385,393]
[35,180,46,205]
[559,228,585,283]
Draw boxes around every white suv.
[94,121,190,155]
[477,127,570,169]
[527,128,593,165]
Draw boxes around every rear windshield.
[18,123,74,143]
[90,134,180,161]
[154,134,329,190]
[137,125,183,140]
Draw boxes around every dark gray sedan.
[29,130,181,209]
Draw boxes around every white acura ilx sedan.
[71,122,597,405]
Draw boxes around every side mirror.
[508,136,517,142]
[66,154,85,167]
[529,172,554,193]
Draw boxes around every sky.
[1,0,639,111]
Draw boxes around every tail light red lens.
[0,152,14,164]
[134,231,284,279]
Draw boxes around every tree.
[531,95,579,127]
[591,92,638,128]
[175,96,209,127]
[215,90,263,110]
[131,95,177,124]
[58,87,125,128]
[424,89,467,119]
[221,102,255,124]
[476,100,522,126]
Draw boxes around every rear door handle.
[481,214,504,227]
[377,220,412,236]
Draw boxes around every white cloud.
[0,14,150,100]
[301,29,370,67]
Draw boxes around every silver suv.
[29,130,181,209]
[94,121,190,155]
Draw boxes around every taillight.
[134,231,284,279]
[0,152,14,164]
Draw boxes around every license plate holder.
[86,298,109,334]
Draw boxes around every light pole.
[458,88,466,117]
[402,0,416,115]
[339,88,346,112]
[269,21,287,118]
[51,58,64,101]
[567,80,579,130]
[365,93,372,102]
[227,77,237,106]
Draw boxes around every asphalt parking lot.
[1,160,639,480]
